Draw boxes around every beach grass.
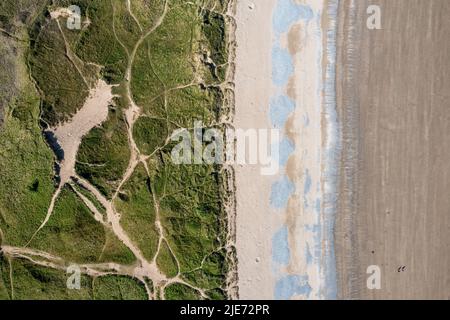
[0,0,232,300]
[164,282,202,300]
[114,163,159,262]
[93,275,147,300]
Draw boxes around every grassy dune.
[0,0,232,300]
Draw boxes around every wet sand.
[336,0,450,299]
[235,0,339,299]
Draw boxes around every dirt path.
[74,175,165,283]
[126,0,143,33]
[70,183,106,224]
[335,0,450,299]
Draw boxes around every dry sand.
[235,0,278,299]
[335,0,450,299]
[52,79,113,184]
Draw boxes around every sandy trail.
[70,183,106,224]
[74,175,166,283]
[25,186,62,247]
[70,1,208,298]
[49,8,72,20]
[2,245,65,263]
[3,245,133,278]
[126,0,143,33]
[112,0,168,201]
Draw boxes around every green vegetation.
[93,275,147,300]
[183,249,227,290]
[71,181,107,217]
[0,254,11,300]
[76,107,130,198]
[206,288,227,300]
[30,185,135,265]
[0,0,47,30]
[164,283,202,300]
[130,0,166,31]
[0,98,55,246]
[156,239,178,278]
[29,18,90,125]
[115,163,159,262]
[133,116,168,155]
[5,257,147,300]
[110,0,141,53]
[148,153,228,292]
[30,185,104,263]
[0,4,55,246]
[0,0,232,300]
[11,258,93,300]
[55,0,128,84]
[155,160,225,271]
[99,228,136,265]
[166,85,221,127]
[202,11,227,66]
[141,1,199,89]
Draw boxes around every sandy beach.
[235,0,339,299]
[236,0,450,300]
[335,0,450,299]
[235,0,277,299]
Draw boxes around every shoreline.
[235,0,340,299]
[334,0,361,299]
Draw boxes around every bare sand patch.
[51,80,114,184]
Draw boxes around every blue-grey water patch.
[269,95,295,128]
[306,243,313,265]
[305,223,320,233]
[278,138,295,166]
[315,198,321,213]
[272,46,294,86]
[273,0,314,34]
[275,275,312,300]
[272,226,290,266]
[304,169,312,194]
[270,176,295,209]
[270,0,340,300]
